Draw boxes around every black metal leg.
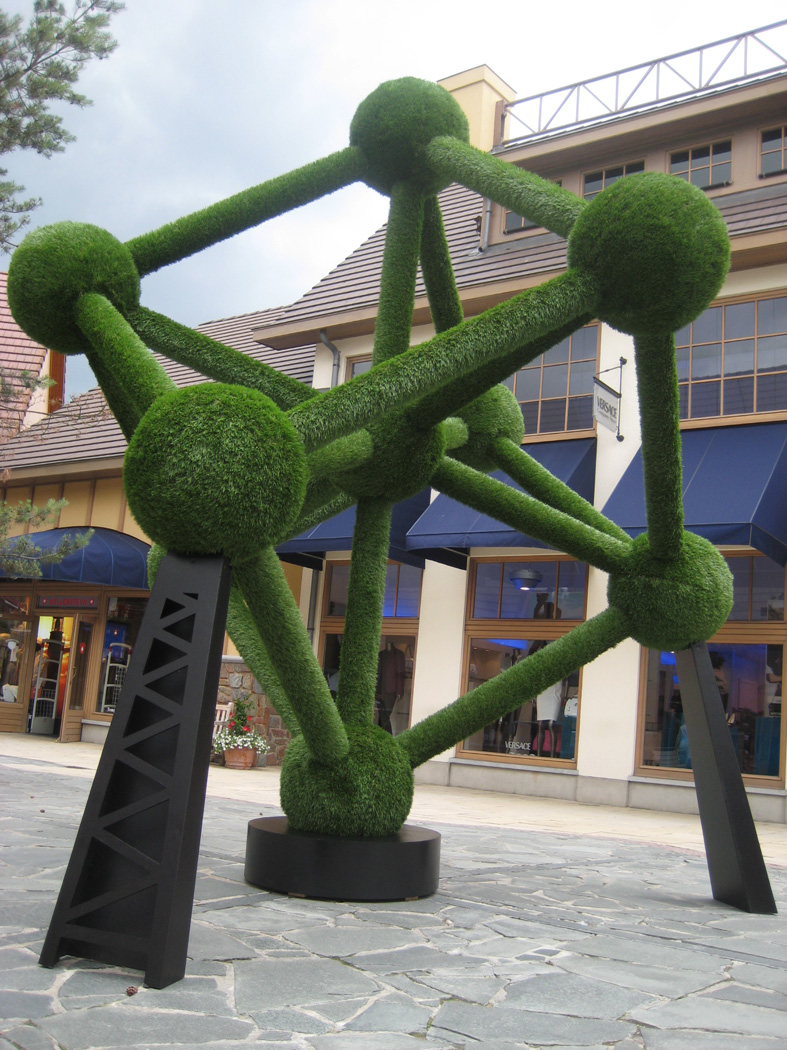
[39,553,232,987]
[675,642,776,914]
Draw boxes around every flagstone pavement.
[2,735,787,1050]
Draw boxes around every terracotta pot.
[223,747,257,770]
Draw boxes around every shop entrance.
[28,615,95,738]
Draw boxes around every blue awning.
[603,422,787,566]
[276,488,431,569]
[405,439,597,560]
[1,527,151,588]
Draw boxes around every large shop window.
[96,596,147,713]
[0,595,31,708]
[458,558,587,764]
[321,561,421,736]
[640,554,784,781]
[505,324,598,436]
[675,293,787,420]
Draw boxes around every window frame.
[635,552,786,788]
[676,289,787,428]
[669,139,732,191]
[582,160,645,200]
[760,125,787,179]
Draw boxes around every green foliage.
[567,172,730,335]
[608,532,733,651]
[124,384,307,562]
[126,147,365,276]
[0,0,124,251]
[7,221,140,355]
[426,136,586,240]
[280,724,414,837]
[212,693,269,754]
[0,498,92,577]
[449,385,524,472]
[350,78,468,196]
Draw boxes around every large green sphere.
[350,77,469,195]
[451,385,526,472]
[567,173,729,336]
[280,724,414,838]
[125,384,307,563]
[7,222,140,355]
[608,531,733,651]
[334,414,446,502]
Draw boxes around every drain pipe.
[319,329,341,390]
[480,196,493,252]
[305,331,342,645]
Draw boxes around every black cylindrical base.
[245,816,441,901]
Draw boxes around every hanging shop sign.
[37,595,99,611]
[593,378,621,434]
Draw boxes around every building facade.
[2,26,787,822]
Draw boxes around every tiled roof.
[0,271,48,441]
[259,179,787,344]
[0,307,315,474]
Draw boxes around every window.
[639,554,785,781]
[583,161,644,200]
[346,355,372,381]
[458,558,588,765]
[502,180,562,235]
[675,294,787,420]
[670,140,731,189]
[761,126,787,177]
[321,561,421,736]
[507,324,598,435]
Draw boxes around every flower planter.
[223,747,257,769]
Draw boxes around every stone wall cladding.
[217,661,291,766]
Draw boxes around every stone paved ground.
[2,747,787,1050]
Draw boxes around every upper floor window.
[583,161,644,200]
[505,324,598,435]
[503,180,562,235]
[761,126,787,177]
[675,294,787,420]
[470,559,587,621]
[670,140,731,189]
[346,355,372,381]
[325,561,422,619]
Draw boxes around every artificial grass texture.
[8,222,140,356]
[236,547,349,766]
[280,724,414,837]
[426,136,586,240]
[124,384,307,562]
[419,195,463,333]
[633,332,684,560]
[350,78,468,196]
[398,606,630,769]
[76,294,174,419]
[609,532,733,650]
[288,268,599,452]
[450,385,524,473]
[335,500,393,727]
[126,146,366,276]
[128,306,314,412]
[433,457,629,576]
[567,172,730,336]
[373,182,424,365]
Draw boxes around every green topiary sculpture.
[9,77,733,839]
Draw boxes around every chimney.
[438,65,516,152]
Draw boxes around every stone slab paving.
[2,749,787,1049]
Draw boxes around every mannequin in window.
[528,639,563,757]
[376,640,405,734]
[533,592,561,620]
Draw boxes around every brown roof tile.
[0,271,49,441]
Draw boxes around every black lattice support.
[39,553,232,987]
[676,642,777,914]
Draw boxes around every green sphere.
[334,414,446,502]
[451,385,525,472]
[608,531,733,651]
[280,724,414,838]
[567,172,729,336]
[125,384,307,563]
[7,222,140,355]
[350,77,469,195]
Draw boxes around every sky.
[3,0,787,397]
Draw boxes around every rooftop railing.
[497,20,787,149]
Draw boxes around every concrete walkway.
[2,735,787,1049]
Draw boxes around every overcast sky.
[4,1,786,397]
